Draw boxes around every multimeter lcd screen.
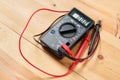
[69,9,93,27]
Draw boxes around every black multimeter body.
[40,8,94,59]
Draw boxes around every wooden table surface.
[0,0,120,80]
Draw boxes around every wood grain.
[0,48,44,80]
[0,0,120,80]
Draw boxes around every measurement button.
[50,29,55,34]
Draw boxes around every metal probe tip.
[97,20,101,25]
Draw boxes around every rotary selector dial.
[59,23,76,38]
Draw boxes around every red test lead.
[61,34,90,72]
[69,34,91,69]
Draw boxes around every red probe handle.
[76,34,90,58]
[70,34,90,69]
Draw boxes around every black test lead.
[88,20,101,55]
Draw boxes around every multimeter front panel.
[40,8,94,58]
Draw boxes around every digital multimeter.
[40,8,95,58]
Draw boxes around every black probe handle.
[88,20,101,55]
